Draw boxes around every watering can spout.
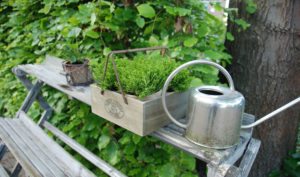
[241,97,300,129]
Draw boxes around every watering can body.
[185,86,245,148]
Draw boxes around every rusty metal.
[101,46,169,104]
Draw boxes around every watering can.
[161,60,300,149]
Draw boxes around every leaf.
[39,2,52,14]
[164,6,191,16]
[98,134,110,150]
[245,0,257,14]
[68,27,82,38]
[197,25,209,37]
[226,32,234,41]
[137,4,156,19]
[84,29,100,39]
[180,152,196,171]
[183,37,198,47]
[204,50,223,60]
[135,16,145,28]
[103,47,111,56]
[105,141,121,165]
[235,19,251,30]
[91,13,96,25]
[158,163,176,177]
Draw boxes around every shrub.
[93,53,192,98]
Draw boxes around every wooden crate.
[91,84,188,136]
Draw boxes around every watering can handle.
[161,60,235,129]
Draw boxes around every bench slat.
[9,119,69,177]
[0,165,9,177]
[43,121,126,177]
[0,120,57,177]
[0,119,43,177]
[18,112,96,177]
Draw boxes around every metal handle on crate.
[101,46,169,104]
[161,59,235,128]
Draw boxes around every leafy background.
[0,0,243,176]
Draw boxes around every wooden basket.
[91,47,188,136]
[91,85,188,136]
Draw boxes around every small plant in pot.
[61,43,93,86]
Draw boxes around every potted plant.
[90,47,192,136]
[61,43,93,86]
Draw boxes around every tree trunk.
[226,0,300,176]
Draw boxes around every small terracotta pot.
[62,59,93,86]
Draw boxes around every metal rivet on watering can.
[162,59,300,149]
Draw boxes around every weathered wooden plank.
[43,121,126,177]
[239,139,261,177]
[18,112,96,177]
[0,120,57,177]
[0,119,43,177]
[9,119,68,177]
[0,165,9,177]
[16,59,91,105]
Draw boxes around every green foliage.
[0,0,234,176]
[61,43,85,63]
[93,53,191,98]
[269,152,300,177]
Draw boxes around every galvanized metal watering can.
[161,60,300,149]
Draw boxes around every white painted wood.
[0,165,9,177]
[91,84,187,136]
[18,112,96,177]
[43,121,126,177]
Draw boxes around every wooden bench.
[0,79,126,176]
[0,112,96,177]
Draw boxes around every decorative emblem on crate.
[104,99,124,119]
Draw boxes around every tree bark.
[227,0,300,176]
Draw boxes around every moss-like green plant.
[93,53,191,98]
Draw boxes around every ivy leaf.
[158,163,176,177]
[164,6,191,16]
[204,50,223,60]
[103,47,111,56]
[98,134,110,150]
[197,25,209,37]
[105,141,121,165]
[183,37,198,47]
[68,27,82,38]
[135,16,145,28]
[91,13,96,25]
[84,29,99,39]
[226,32,234,41]
[180,152,196,171]
[245,0,257,14]
[39,2,52,14]
[235,19,251,30]
[137,4,156,19]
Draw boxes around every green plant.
[61,43,85,63]
[93,52,192,98]
[269,152,300,177]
